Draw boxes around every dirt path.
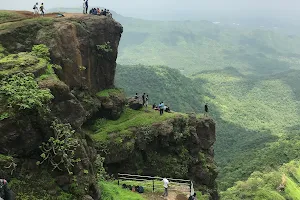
[0,11,89,25]
[142,191,189,200]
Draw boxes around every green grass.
[100,181,145,200]
[0,52,47,77]
[37,64,59,81]
[96,88,123,97]
[0,11,25,24]
[91,108,181,142]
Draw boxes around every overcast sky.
[2,0,300,20]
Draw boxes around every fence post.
[189,181,192,194]
[118,173,119,186]
[153,179,155,192]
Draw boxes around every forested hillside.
[221,160,300,200]
[115,65,300,194]
[115,15,300,75]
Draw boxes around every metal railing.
[117,173,192,193]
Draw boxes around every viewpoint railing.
[117,173,192,193]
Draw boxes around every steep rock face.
[96,114,218,199]
[0,13,124,200]
[0,14,123,91]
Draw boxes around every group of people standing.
[33,2,45,16]
[134,93,149,108]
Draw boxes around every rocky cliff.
[0,12,124,199]
[0,11,218,200]
[89,110,218,199]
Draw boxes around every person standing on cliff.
[142,93,146,106]
[40,3,45,17]
[33,3,39,16]
[204,103,208,117]
[83,0,86,14]
[85,0,89,15]
[162,177,169,197]
[160,102,165,115]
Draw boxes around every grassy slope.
[91,107,182,142]
[100,181,145,200]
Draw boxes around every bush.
[37,120,80,175]
[32,44,50,61]
[0,73,53,111]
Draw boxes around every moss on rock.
[0,52,47,78]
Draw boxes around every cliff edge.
[0,11,124,200]
[0,11,218,200]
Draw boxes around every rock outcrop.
[0,13,123,91]
[0,12,124,200]
[95,114,218,199]
[0,11,219,200]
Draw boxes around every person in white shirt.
[33,3,39,16]
[83,0,86,14]
[162,178,169,197]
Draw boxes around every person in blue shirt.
[160,102,164,115]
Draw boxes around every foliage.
[116,15,300,75]
[0,11,25,24]
[96,88,123,97]
[37,120,80,175]
[95,155,108,181]
[99,181,145,200]
[91,108,180,142]
[96,42,113,53]
[31,44,50,61]
[0,112,9,120]
[37,64,59,81]
[8,171,73,200]
[0,73,53,111]
[221,160,300,200]
[115,65,204,112]
[116,64,300,191]
[0,52,48,77]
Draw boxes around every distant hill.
[116,64,300,191]
[115,15,300,75]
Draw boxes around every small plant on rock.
[96,42,113,56]
[37,120,81,175]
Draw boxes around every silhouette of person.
[204,103,208,116]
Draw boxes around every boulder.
[128,97,143,110]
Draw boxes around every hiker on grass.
[142,93,146,106]
[162,178,169,197]
[33,3,39,16]
[159,102,165,115]
[204,103,208,117]
[145,95,149,107]
[40,3,45,17]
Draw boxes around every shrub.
[32,44,50,61]
[37,120,81,175]
[0,73,53,111]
